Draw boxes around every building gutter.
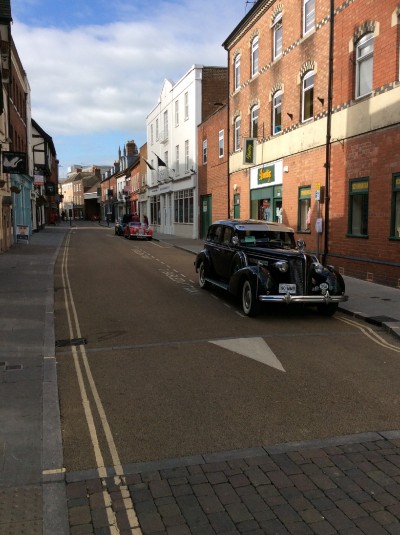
[323,0,335,265]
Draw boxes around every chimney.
[126,140,138,157]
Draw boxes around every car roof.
[211,219,294,234]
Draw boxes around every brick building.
[222,0,400,287]
[197,103,229,238]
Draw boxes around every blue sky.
[11,0,250,176]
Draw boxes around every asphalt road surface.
[54,227,400,476]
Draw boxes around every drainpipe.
[322,0,334,265]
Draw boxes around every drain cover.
[366,316,398,326]
[55,338,87,347]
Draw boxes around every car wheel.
[317,303,338,316]
[242,279,259,317]
[198,261,210,289]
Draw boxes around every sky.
[11,0,253,177]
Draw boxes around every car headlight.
[274,260,288,273]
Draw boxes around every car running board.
[205,278,229,291]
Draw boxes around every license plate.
[139,229,144,235]
[279,283,296,294]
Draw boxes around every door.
[200,195,212,239]
[233,194,240,218]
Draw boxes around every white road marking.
[210,337,285,372]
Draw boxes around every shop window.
[298,186,311,231]
[272,91,282,134]
[150,195,161,225]
[174,188,194,224]
[302,70,314,122]
[348,178,369,236]
[390,173,400,239]
[356,33,374,98]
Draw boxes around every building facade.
[145,65,228,238]
[223,0,400,287]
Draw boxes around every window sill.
[346,233,369,238]
[297,230,311,234]
[389,236,400,241]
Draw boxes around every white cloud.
[11,0,247,168]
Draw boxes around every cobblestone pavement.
[65,431,400,534]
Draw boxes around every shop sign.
[257,165,275,185]
[45,182,56,195]
[2,151,27,174]
[243,138,256,165]
[17,224,29,244]
[351,181,368,193]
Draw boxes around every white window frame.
[273,12,282,60]
[251,36,259,77]
[302,70,314,122]
[356,33,374,99]
[155,118,159,141]
[184,92,189,120]
[175,145,179,175]
[202,139,208,164]
[272,90,282,135]
[150,124,154,145]
[303,0,315,35]
[234,54,241,91]
[250,105,259,138]
[185,140,189,170]
[234,116,241,152]
[219,130,224,158]
[175,100,179,126]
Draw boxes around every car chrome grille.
[288,257,305,294]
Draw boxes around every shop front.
[250,160,283,223]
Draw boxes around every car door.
[207,224,225,278]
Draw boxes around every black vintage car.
[194,219,348,317]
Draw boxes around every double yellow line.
[61,231,142,534]
[336,315,400,353]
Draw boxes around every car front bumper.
[258,291,348,305]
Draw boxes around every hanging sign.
[2,151,27,174]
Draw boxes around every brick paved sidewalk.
[65,431,400,534]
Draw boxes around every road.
[54,226,400,476]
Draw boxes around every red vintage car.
[124,221,153,240]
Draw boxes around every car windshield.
[237,230,295,249]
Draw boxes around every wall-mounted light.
[283,165,289,173]
[287,113,293,120]
[317,97,325,106]
[233,183,238,191]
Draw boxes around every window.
[303,0,315,35]
[390,173,400,238]
[348,178,369,236]
[219,130,224,158]
[273,12,282,59]
[155,119,159,140]
[175,145,179,175]
[234,54,241,91]
[356,33,374,98]
[250,105,259,138]
[150,195,161,225]
[184,92,189,120]
[298,186,311,231]
[272,91,282,134]
[185,140,189,170]
[163,110,168,136]
[251,36,259,77]
[150,124,154,145]
[175,100,179,126]
[203,139,208,164]
[234,116,241,152]
[174,189,194,223]
[302,70,314,122]
[164,151,168,168]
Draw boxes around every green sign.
[243,138,255,165]
[257,165,275,185]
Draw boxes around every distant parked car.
[124,221,153,240]
[194,219,348,317]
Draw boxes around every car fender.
[229,265,271,297]
[194,249,211,271]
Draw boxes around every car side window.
[222,227,233,245]
[207,225,222,243]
